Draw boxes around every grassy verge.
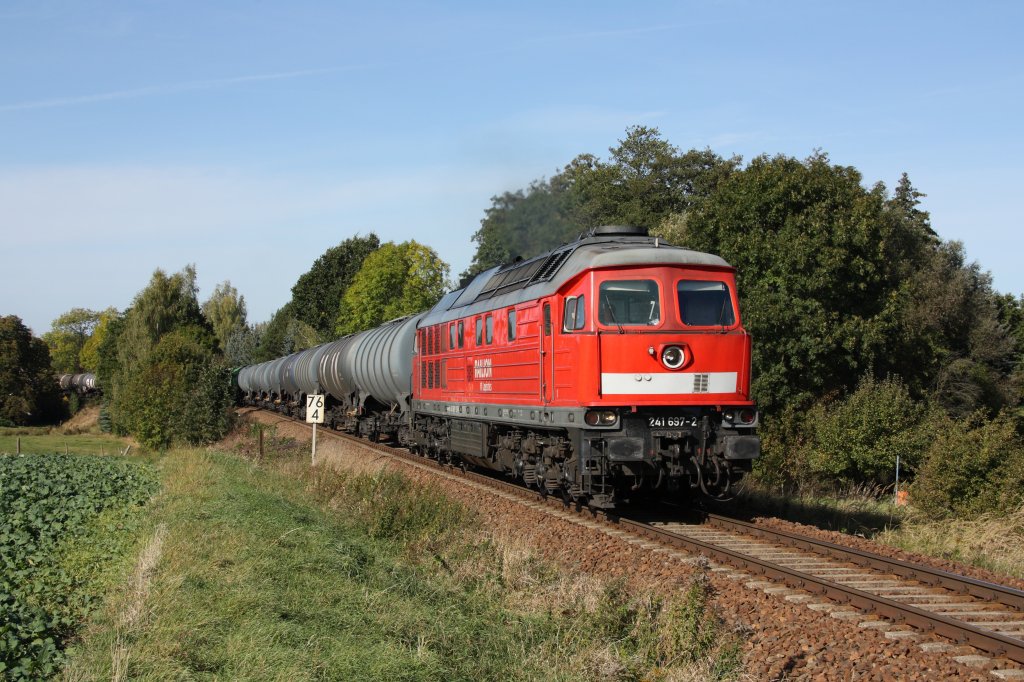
[64,434,743,681]
[725,479,1024,580]
[721,479,905,536]
[877,507,1024,580]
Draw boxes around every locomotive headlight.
[585,410,618,426]
[738,409,756,424]
[661,345,686,370]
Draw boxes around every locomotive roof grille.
[432,226,731,321]
[475,247,576,301]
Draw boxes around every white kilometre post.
[306,394,325,466]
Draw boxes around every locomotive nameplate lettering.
[473,358,493,379]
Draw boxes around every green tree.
[101,266,233,446]
[563,127,738,230]
[464,126,738,279]
[336,241,450,335]
[255,303,298,362]
[462,179,577,279]
[42,308,102,374]
[912,411,1024,519]
[224,322,264,367]
[995,292,1024,416]
[0,316,64,425]
[118,325,233,449]
[201,280,247,352]
[898,241,1019,417]
[803,376,931,485]
[78,307,118,372]
[291,234,381,337]
[665,152,933,413]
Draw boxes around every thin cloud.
[0,65,366,112]
[0,19,718,114]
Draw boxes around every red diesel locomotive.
[408,225,759,507]
[238,225,759,509]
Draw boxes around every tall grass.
[878,506,1024,580]
[724,478,905,536]
[727,479,1024,581]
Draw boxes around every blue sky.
[2,1,1022,335]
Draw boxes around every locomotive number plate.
[648,415,697,428]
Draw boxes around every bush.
[805,376,930,484]
[756,376,930,490]
[118,326,234,449]
[911,411,1024,519]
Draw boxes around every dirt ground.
[61,404,100,432]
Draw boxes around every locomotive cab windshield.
[598,279,661,326]
[677,280,736,327]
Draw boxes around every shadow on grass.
[707,481,907,537]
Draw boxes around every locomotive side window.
[475,317,483,346]
[574,295,586,330]
[449,323,456,350]
[563,297,577,332]
[507,308,516,341]
[485,314,494,344]
[678,281,735,326]
[563,295,586,331]
[458,320,464,348]
[599,280,660,326]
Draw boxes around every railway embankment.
[240,409,1024,680]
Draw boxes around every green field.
[0,426,131,457]
[0,452,158,679]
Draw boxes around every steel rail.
[246,408,1024,665]
[703,513,1024,612]
[620,518,1024,665]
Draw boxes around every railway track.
[248,408,1024,676]
[634,515,1024,666]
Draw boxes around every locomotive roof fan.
[588,225,649,237]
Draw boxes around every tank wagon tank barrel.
[57,373,100,395]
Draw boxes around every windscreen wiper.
[602,299,625,334]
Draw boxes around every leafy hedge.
[911,412,1024,519]
[0,454,158,679]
